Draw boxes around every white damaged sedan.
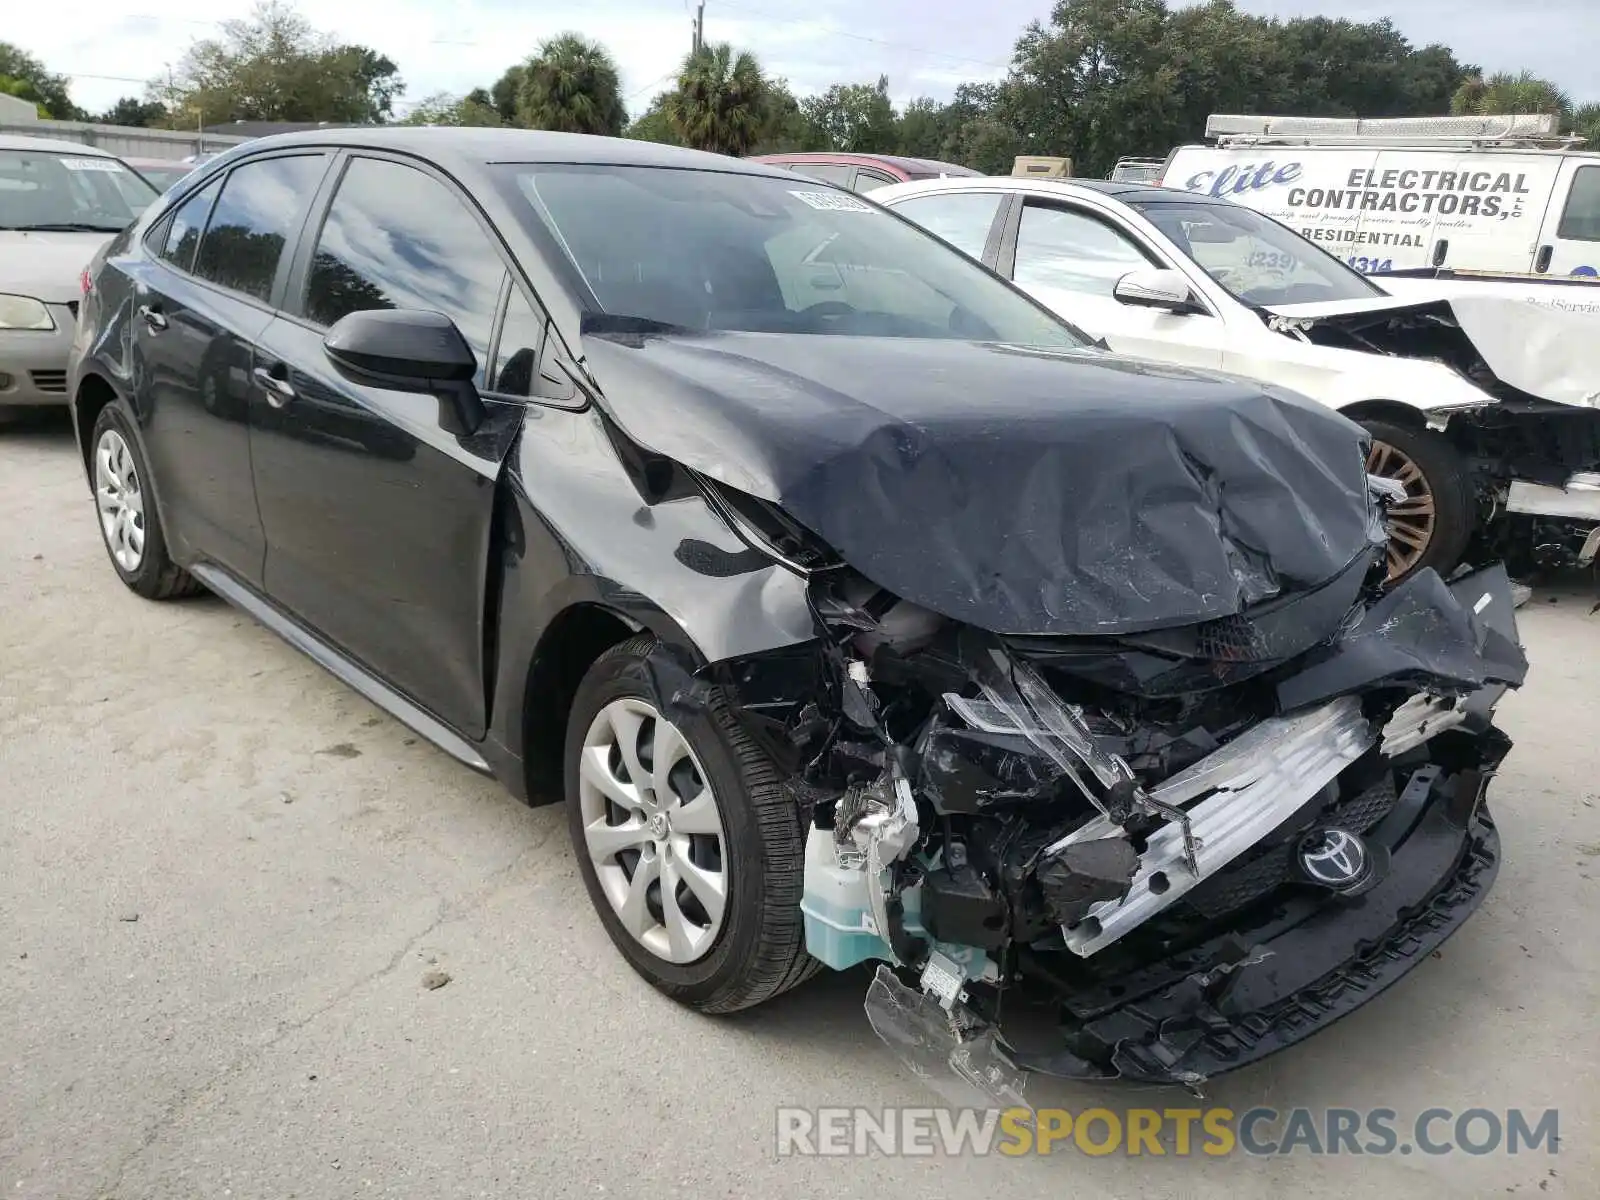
[877,176,1600,581]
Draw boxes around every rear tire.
[89,403,203,600]
[1361,418,1475,583]
[565,634,819,1013]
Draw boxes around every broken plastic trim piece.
[864,965,1031,1111]
[1044,697,1376,957]
[1380,693,1469,757]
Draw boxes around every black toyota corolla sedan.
[69,129,1526,1089]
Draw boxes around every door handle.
[1535,244,1554,273]
[251,365,296,408]
[137,304,167,332]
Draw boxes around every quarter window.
[489,287,546,396]
[156,178,220,272]
[1013,202,1153,296]
[193,155,327,301]
[790,162,854,186]
[891,192,1005,260]
[1557,166,1600,242]
[303,157,506,385]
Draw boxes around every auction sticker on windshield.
[790,190,873,212]
[59,158,125,172]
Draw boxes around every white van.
[1162,114,1600,310]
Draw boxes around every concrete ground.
[2,412,1596,1199]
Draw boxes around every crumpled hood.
[581,331,1377,637]
[1268,292,1600,409]
[0,230,112,304]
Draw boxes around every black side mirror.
[323,308,486,436]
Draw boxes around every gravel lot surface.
[3,413,1597,1198]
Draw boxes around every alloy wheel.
[95,429,146,573]
[1367,438,1436,580]
[578,697,729,964]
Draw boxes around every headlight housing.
[0,294,55,331]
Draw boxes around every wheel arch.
[72,371,123,479]
[1336,398,1429,431]
[509,592,712,806]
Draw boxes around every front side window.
[157,178,221,272]
[304,157,507,384]
[0,150,157,232]
[1013,203,1153,297]
[508,164,1081,346]
[890,192,1004,260]
[1557,166,1600,242]
[1129,197,1384,305]
[194,155,327,301]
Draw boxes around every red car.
[748,152,979,193]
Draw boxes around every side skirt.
[189,563,492,775]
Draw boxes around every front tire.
[565,634,817,1013]
[1361,419,1475,583]
[89,403,203,600]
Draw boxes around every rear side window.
[890,192,1005,260]
[303,156,507,384]
[852,168,898,193]
[157,178,221,272]
[1557,166,1600,242]
[194,155,327,301]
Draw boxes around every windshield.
[0,149,158,232]
[506,164,1083,345]
[1128,198,1383,306]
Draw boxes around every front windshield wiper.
[2,222,126,233]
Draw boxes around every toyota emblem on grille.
[1300,828,1370,888]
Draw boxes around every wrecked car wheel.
[565,634,818,1013]
[1362,419,1474,583]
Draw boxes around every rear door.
[248,152,526,738]
[127,153,330,583]
[998,197,1226,368]
[1536,157,1600,278]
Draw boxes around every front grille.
[1181,776,1399,921]
[30,370,68,393]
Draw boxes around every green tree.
[800,75,898,152]
[490,64,526,123]
[398,89,503,127]
[150,1,404,125]
[515,34,626,135]
[666,42,768,155]
[625,94,683,144]
[0,42,77,118]
[1572,102,1600,147]
[1452,70,1571,119]
[0,75,50,118]
[98,96,168,127]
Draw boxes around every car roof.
[229,127,799,179]
[874,175,1198,205]
[0,134,119,156]
[751,151,979,176]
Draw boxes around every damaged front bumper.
[1006,769,1501,1084]
[761,560,1527,1090]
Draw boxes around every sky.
[9,0,1599,121]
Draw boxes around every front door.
[249,154,524,738]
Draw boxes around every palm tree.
[515,34,626,136]
[666,43,768,156]
[1451,70,1571,120]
